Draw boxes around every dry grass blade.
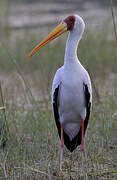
[110,0,117,41]
[88,169,117,177]
[2,153,8,179]
[0,81,10,142]
[0,150,9,179]
[0,41,35,104]
[0,107,5,110]
[3,165,7,179]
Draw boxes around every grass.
[0,80,117,179]
[0,11,117,179]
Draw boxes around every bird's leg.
[81,119,84,174]
[60,123,64,171]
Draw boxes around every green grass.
[0,19,117,179]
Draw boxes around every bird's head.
[28,14,85,58]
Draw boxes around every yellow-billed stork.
[28,14,92,172]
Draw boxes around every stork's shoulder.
[52,66,63,95]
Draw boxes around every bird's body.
[52,16,92,154]
[29,14,92,172]
[52,62,91,144]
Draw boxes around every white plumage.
[52,15,92,141]
[29,14,92,173]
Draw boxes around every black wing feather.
[53,84,91,152]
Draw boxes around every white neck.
[64,30,81,66]
[64,15,85,65]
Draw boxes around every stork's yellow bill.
[28,22,67,58]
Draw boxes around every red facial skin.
[64,15,75,31]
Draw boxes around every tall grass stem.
[110,0,117,41]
